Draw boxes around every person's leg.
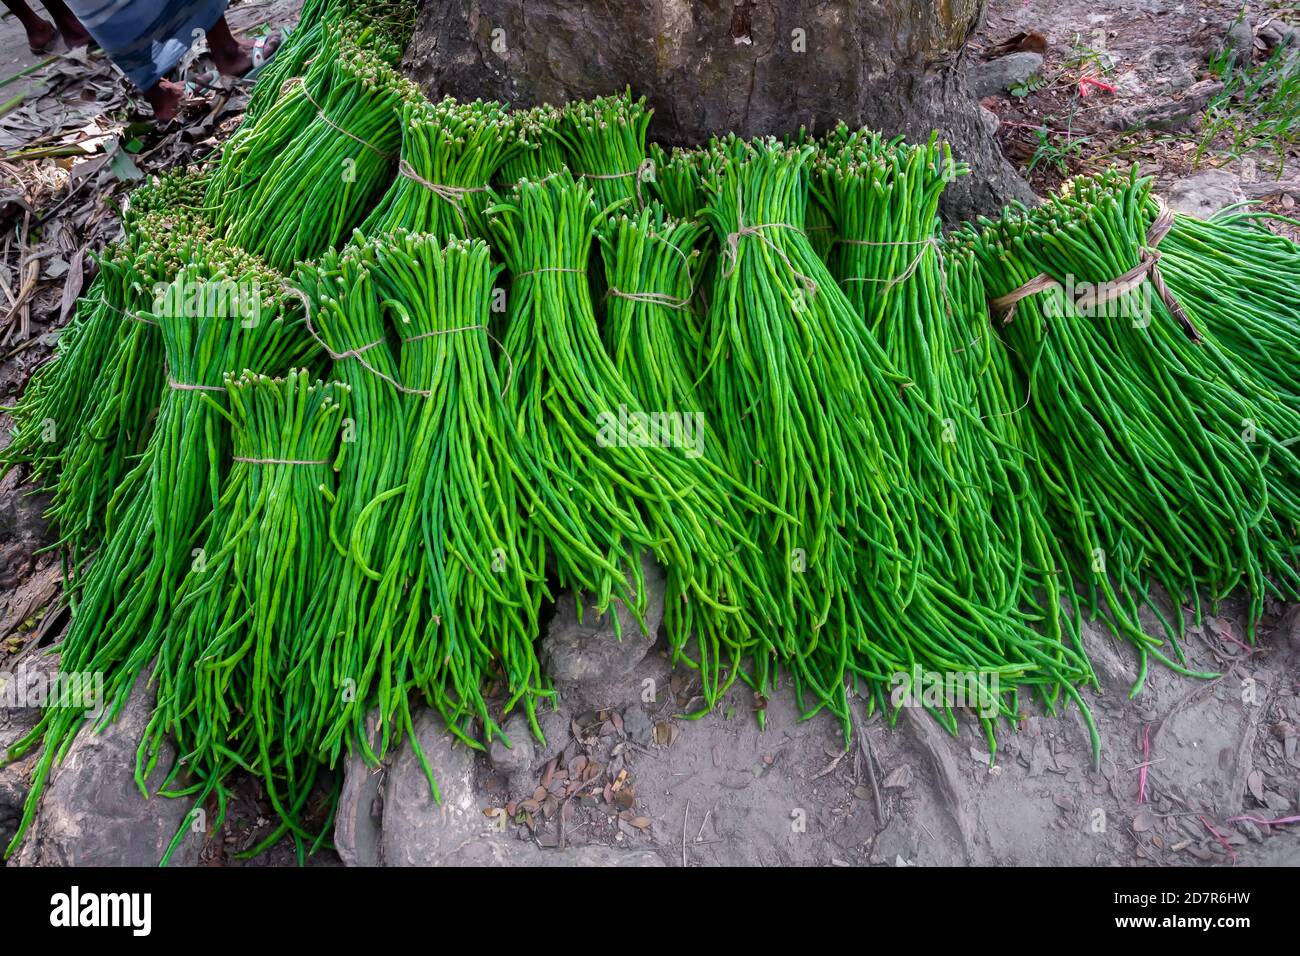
[142,77,184,122]
[39,0,91,47]
[205,15,252,75]
[3,0,57,51]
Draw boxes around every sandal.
[245,31,284,81]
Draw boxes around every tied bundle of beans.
[1153,201,1300,409]
[0,248,128,486]
[815,133,1028,614]
[289,246,408,768]
[3,249,313,860]
[498,105,565,187]
[1046,171,1300,636]
[595,205,776,705]
[0,172,208,488]
[208,23,377,212]
[212,28,411,270]
[941,231,1087,688]
[242,0,411,125]
[700,139,1095,748]
[45,210,213,567]
[647,144,709,221]
[352,232,548,752]
[361,97,514,241]
[644,146,722,313]
[966,169,1298,670]
[489,173,770,684]
[122,167,211,223]
[807,125,892,264]
[560,90,653,209]
[598,205,706,409]
[143,371,345,865]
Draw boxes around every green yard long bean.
[596,204,777,703]
[498,105,566,187]
[360,97,514,241]
[142,370,345,864]
[3,246,313,859]
[288,245,409,769]
[211,27,412,270]
[560,91,653,209]
[961,167,1300,667]
[490,173,775,703]
[700,138,1095,747]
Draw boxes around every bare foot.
[54,15,92,48]
[143,79,185,123]
[22,16,57,52]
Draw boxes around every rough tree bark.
[403,0,1035,222]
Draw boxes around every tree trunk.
[403,0,1035,222]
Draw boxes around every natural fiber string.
[989,196,1200,341]
[233,456,331,465]
[721,189,818,301]
[283,282,515,399]
[605,287,691,310]
[581,158,655,206]
[400,322,516,395]
[513,266,585,279]
[649,231,697,292]
[99,298,160,327]
[395,158,490,234]
[167,378,225,393]
[837,237,943,295]
[293,79,396,161]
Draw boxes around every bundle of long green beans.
[242,0,413,125]
[961,168,1300,668]
[646,144,708,221]
[289,246,408,768]
[0,172,208,491]
[814,131,1047,622]
[141,370,345,864]
[597,205,706,410]
[490,174,772,681]
[360,97,514,240]
[4,247,313,858]
[595,204,775,702]
[44,208,213,566]
[358,232,549,749]
[1157,205,1300,408]
[560,91,653,209]
[0,247,130,487]
[209,22,399,209]
[209,27,412,270]
[700,138,1094,744]
[498,105,566,187]
[939,231,1085,677]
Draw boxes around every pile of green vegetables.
[2,0,1298,865]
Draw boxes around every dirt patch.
[471,596,1299,867]
[976,0,1300,235]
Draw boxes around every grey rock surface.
[1220,15,1254,65]
[12,671,202,866]
[621,703,654,746]
[1167,169,1246,219]
[488,712,536,776]
[335,707,663,867]
[541,553,665,709]
[969,52,1044,99]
